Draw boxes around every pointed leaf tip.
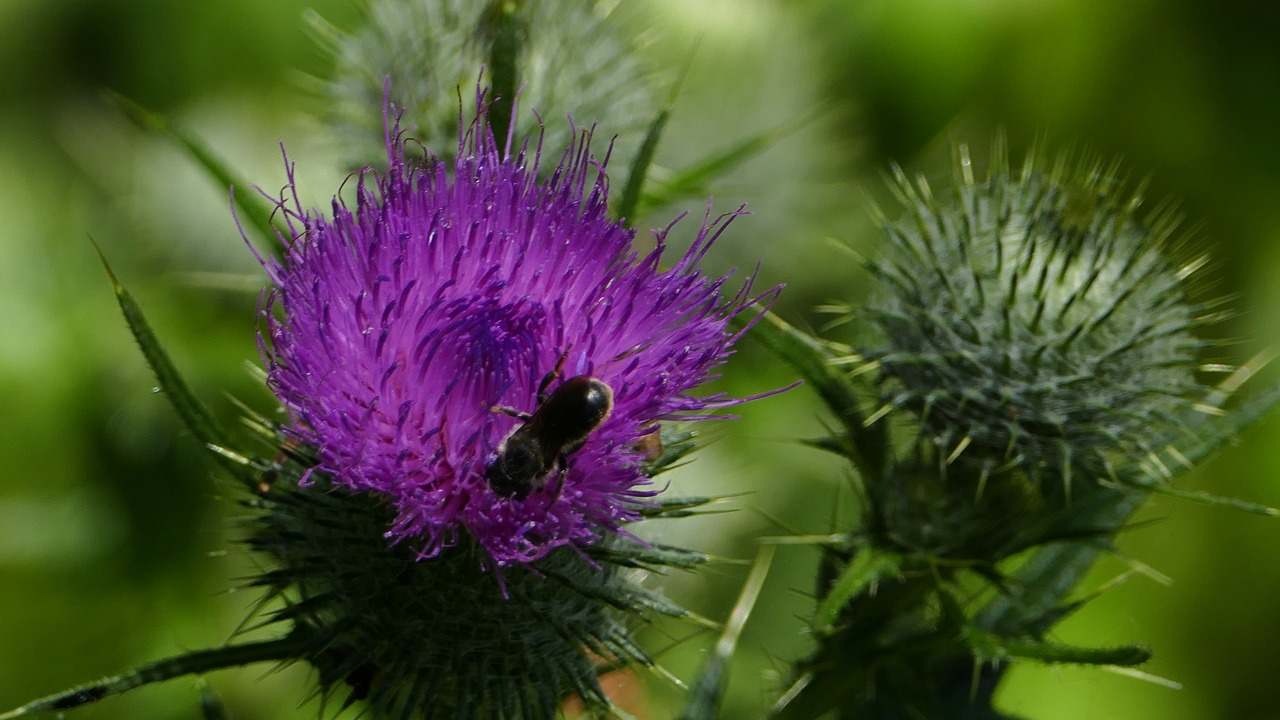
[87,235,123,291]
[90,240,256,490]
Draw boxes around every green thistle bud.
[308,0,658,168]
[863,142,1209,491]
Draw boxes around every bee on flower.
[258,91,777,566]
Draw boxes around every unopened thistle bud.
[310,0,657,168]
[863,143,1208,493]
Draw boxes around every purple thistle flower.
[258,98,776,566]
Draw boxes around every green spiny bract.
[240,429,703,720]
[863,144,1208,494]
[308,0,658,169]
[864,455,1044,561]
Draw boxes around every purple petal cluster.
[258,103,774,565]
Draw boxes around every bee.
[486,351,614,500]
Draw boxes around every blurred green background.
[2,0,1279,718]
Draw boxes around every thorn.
[864,403,895,427]
[1176,253,1211,281]
[1145,451,1172,480]
[957,143,975,186]
[1165,445,1193,470]
[974,463,991,500]
[1191,402,1228,417]
[945,435,972,466]
[206,444,253,465]
[87,235,124,291]
[1102,665,1183,690]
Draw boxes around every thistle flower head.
[863,144,1207,487]
[258,95,768,566]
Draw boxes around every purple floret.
[257,98,776,565]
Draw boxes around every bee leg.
[547,461,568,502]
[537,346,573,404]
[548,460,571,505]
[491,405,532,420]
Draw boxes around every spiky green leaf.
[0,633,309,719]
[965,626,1150,667]
[106,92,281,255]
[91,241,257,489]
[639,116,808,215]
[812,546,902,634]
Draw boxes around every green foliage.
[8,2,1280,719]
[0,635,308,719]
[753,144,1280,719]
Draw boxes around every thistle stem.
[0,631,311,719]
